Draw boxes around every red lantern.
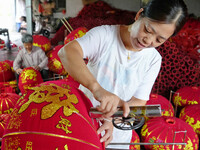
[0,93,20,115]
[147,94,174,118]
[18,67,43,94]
[173,86,200,108]
[64,27,88,45]
[0,80,17,93]
[0,114,10,137]
[130,130,140,150]
[2,80,104,150]
[47,45,67,75]
[179,104,200,137]
[141,116,199,150]
[33,35,51,52]
[0,61,15,82]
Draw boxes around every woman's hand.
[16,68,23,74]
[97,119,113,147]
[93,87,121,118]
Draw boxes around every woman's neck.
[119,25,137,51]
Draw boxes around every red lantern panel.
[64,27,88,45]
[147,94,174,118]
[33,35,51,52]
[47,45,67,75]
[173,86,200,107]
[141,116,199,150]
[0,61,15,82]
[129,130,140,150]
[0,93,20,115]
[18,67,43,94]
[179,104,200,137]
[2,80,104,150]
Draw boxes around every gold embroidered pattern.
[4,136,20,149]
[3,131,100,149]
[7,108,22,130]
[18,83,79,119]
[56,144,68,150]
[21,69,38,84]
[56,116,72,134]
[30,108,38,117]
[25,141,33,150]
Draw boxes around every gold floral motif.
[18,83,79,119]
[53,59,62,69]
[141,124,148,137]
[56,116,72,134]
[30,108,38,117]
[21,69,38,84]
[25,141,33,150]
[56,145,68,150]
[7,108,22,130]
[4,136,20,149]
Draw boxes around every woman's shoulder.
[90,25,118,35]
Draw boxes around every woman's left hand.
[97,119,113,147]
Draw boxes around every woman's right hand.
[16,68,23,74]
[92,87,129,118]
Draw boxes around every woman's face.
[23,42,33,52]
[129,17,176,51]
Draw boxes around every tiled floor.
[0,31,22,61]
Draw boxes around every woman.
[58,0,187,149]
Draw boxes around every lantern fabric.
[147,94,174,118]
[18,67,43,94]
[2,80,104,150]
[33,35,51,52]
[0,93,20,115]
[179,104,200,137]
[64,27,88,45]
[141,116,199,150]
[0,80,17,93]
[129,130,140,150]
[0,114,10,137]
[47,45,67,75]
[0,61,15,82]
[173,86,200,108]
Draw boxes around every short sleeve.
[133,52,162,100]
[76,25,111,64]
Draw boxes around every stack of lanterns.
[47,45,67,75]
[2,80,104,150]
[0,61,16,93]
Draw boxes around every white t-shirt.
[76,25,161,149]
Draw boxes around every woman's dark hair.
[141,0,188,36]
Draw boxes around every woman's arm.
[58,40,129,117]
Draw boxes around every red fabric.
[0,80,17,93]
[0,114,10,137]
[0,61,15,82]
[2,80,104,150]
[173,86,200,108]
[64,27,88,45]
[18,67,43,94]
[129,130,140,150]
[141,116,199,150]
[47,45,67,75]
[147,94,174,119]
[179,104,200,137]
[33,35,51,52]
[0,93,20,114]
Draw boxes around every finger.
[123,102,130,117]
[102,102,112,114]
[104,135,113,147]
[97,123,106,135]
[100,129,112,143]
[98,101,107,112]
[103,104,117,118]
